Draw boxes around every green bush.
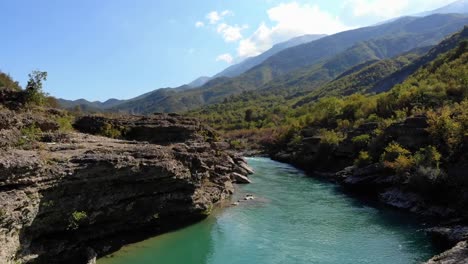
[17,124,42,147]
[381,142,414,174]
[99,123,122,138]
[319,129,345,146]
[427,106,463,153]
[352,134,371,148]
[68,211,88,230]
[354,151,373,168]
[414,146,441,169]
[56,115,74,132]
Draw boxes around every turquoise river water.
[98,157,438,264]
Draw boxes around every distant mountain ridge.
[186,34,326,88]
[59,34,326,109]
[105,13,468,114]
[58,11,468,114]
[213,34,327,79]
[418,0,468,16]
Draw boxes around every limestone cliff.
[0,113,252,263]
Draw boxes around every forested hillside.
[60,14,468,114]
[189,27,468,147]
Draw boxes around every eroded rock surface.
[0,114,252,263]
[425,241,468,264]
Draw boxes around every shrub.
[56,115,74,132]
[99,123,122,138]
[427,106,463,153]
[68,211,88,230]
[352,134,371,148]
[381,142,414,174]
[354,151,373,168]
[414,146,441,169]
[319,129,345,146]
[17,124,42,147]
[288,133,303,147]
[230,139,244,150]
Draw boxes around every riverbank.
[97,157,438,264]
[268,150,468,263]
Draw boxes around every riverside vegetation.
[188,27,468,263]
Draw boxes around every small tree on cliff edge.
[25,70,48,106]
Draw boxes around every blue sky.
[0,0,454,101]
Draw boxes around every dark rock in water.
[424,241,468,264]
[0,114,251,263]
[232,172,252,184]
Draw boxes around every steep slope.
[190,27,468,141]
[418,0,468,16]
[294,46,432,105]
[251,14,468,79]
[213,34,326,79]
[370,25,468,93]
[110,14,468,114]
[187,76,211,88]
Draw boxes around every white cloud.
[221,10,234,17]
[238,2,349,58]
[217,23,248,42]
[195,21,204,28]
[206,10,233,24]
[216,53,234,64]
[206,11,221,24]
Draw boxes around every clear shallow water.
[98,157,438,264]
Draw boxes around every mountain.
[370,24,468,93]
[418,0,468,16]
[59,34,326,109]
[187,76,211,88]
[108,14,468,114]
[293,46,433,106]
[58,98,124,112]
[191,26,468,136]
[185,34,326,88]
[376,0,468,25]
[214,34,326,79]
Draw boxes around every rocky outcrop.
[427,226,468,248]
[425,241,468,264]
[0,114,252,263]
[73,114,216,145]
[269,115,468,263]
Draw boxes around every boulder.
[232,172,252,184]
[425,241,468,264]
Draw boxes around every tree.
[25,70,48,105]
[244,109,253,122]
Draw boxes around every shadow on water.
[97,213,218,264]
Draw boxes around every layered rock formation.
[0,113,252,263]
[269,115,468,263]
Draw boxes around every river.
[98,157,438,264]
